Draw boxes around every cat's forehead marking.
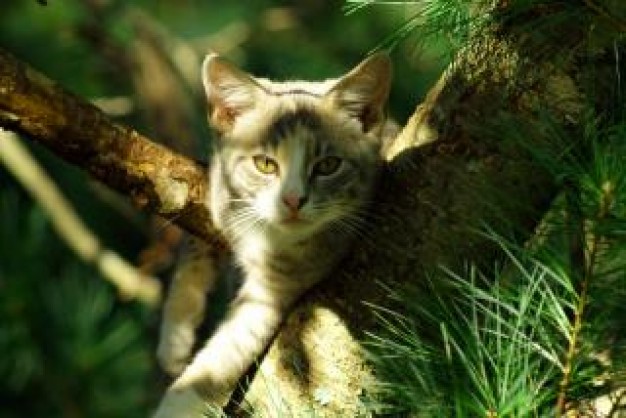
[272,108,323,135]
[262,108,324,149]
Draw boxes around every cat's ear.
[326,53,392,132]
[202,54,265,132]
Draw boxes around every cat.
[153,51,392,417]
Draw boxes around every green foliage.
[368,245,574,416]
[345,0,479,52]
[368,178,626,415]
[0,187,155,418]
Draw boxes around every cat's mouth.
[277,213,311,228]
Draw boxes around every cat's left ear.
[201,53,265,133]
[326,53,392,132]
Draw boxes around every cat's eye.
[253,155,279,175]
[314,156,342,176]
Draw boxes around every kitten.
[154,52,392,417]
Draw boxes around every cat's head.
[202,53,391,241]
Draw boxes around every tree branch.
[0,47,224,248]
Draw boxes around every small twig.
[556,251,593,415]
[556,180,585,415]
[0,130,161,305]
[556,179,614,414]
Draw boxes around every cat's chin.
[271,218,317,234]
[277,218,308,229]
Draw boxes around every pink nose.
[282,193,307,211]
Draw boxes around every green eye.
[314,156,342,176]
[253,155,279,175]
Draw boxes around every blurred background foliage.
[0,1,447,416]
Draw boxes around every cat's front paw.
[153,387,208,418]
[157,322,195,376]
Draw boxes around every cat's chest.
[235,230,316,279]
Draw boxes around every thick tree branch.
[0,47,224,247]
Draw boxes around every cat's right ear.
[202,54,264,133]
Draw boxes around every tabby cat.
[153,52,392,417]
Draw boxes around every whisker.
[224,207,268,241]
[224,209,259,237]
[332,209,376,245]
[227,214,257,235]
[229,198,254,204]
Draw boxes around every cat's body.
[154,53,392,417]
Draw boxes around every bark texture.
[0,48,222,246]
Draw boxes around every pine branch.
[0,47,224,248]
[557,178,617,414]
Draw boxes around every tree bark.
[0,5,618,414]
[0,47,223,247]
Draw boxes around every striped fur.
[154,53,391,417]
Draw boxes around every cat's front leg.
[157,238,219,376]
[154,279,297,417]
[151,385,209,418]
